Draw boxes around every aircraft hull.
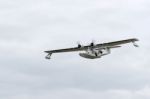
[79,53,101,59]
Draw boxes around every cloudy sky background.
[0,0,150,99]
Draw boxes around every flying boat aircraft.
[44,38,139,59]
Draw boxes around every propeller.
[77,41,82,48]
[90,40,95,46]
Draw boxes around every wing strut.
[132,41,139,47]
[45,53,52,59]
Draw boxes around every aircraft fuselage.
[79,48,110,59]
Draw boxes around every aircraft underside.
[79,48,110,59]
[79,53,101,59]
[45,48,111,59]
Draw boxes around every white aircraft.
[44,38,139,59]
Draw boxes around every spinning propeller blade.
[77,41,82,48]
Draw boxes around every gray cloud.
[0,0,150,99]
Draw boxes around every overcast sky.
[0,0,150,99]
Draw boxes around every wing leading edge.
[45,47,85,53]
[45,38,139,54]
[96,38,139,47]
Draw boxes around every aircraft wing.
[44,47,86,54]
[45,38,139,54]
[96,38,139,47]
